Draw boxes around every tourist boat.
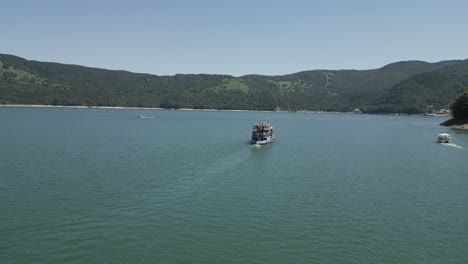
[251,122,274,145]
[437,133,451,143]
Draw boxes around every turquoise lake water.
[1,107,467,263]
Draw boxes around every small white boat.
[251,122,274,145]
[437,133,451,143]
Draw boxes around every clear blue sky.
[2,0,468,76]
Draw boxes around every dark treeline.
[451,87,468,118]
[1,54,468,113]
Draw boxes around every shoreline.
[0,104,273,112]
[0,104,340,113]
[0,104,451,117]
[0,104,162,110]
[451,124,468,130]
[440,117,468,130]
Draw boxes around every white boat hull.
[251,135,275,145]
[437,139,451,143]
[437,134,451,143]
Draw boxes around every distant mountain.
[1,53,468,113]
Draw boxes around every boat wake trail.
[441,143,463,149]
[178,147,250,183]
[206,147,250,176]
[137,116,156,119]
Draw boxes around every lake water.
[1,107,467,264]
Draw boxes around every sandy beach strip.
[0,104,273,112]
[0,104,162,110]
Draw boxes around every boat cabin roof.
[438,133,450,138]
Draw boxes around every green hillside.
[366,61,468,113]
[1,53,467,113]
[450,87,468,118]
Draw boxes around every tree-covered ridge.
[366,62,468,113]
[451,87,468,118]
[1,53,468,113]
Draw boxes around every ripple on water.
[1,109,467,263]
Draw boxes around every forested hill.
[1,53,468,113]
